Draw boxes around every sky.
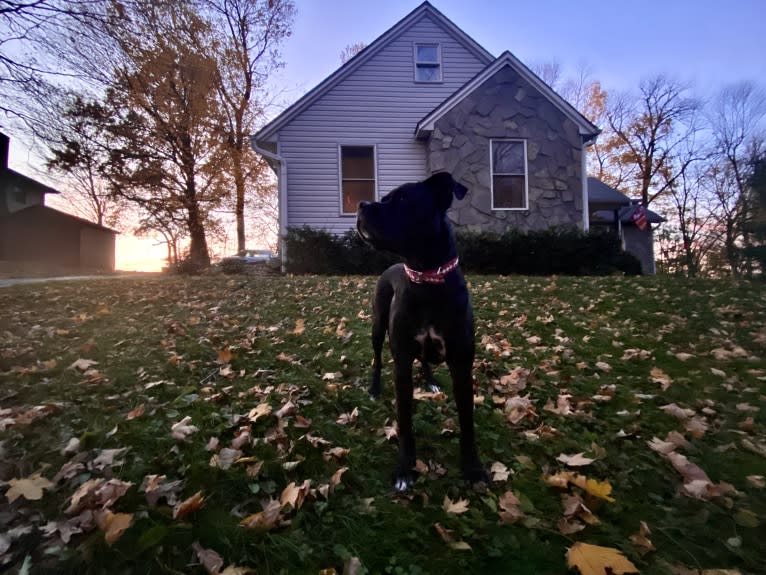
[7,0,766,271]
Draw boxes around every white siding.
[277,14,489,233]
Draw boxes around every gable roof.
[1,168,60,197]
[5,205,118,233]
[587,177,630,209]
[416,51,600,141]
[253,1,494,143]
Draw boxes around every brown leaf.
[490,461,510,482]
[248,402,272,422]
[209,448,243,471]
[558,517,586,534]
[433,522,472,550]
[171,416,199,441]
[126,404,145,420]
[280,479,311,510]
[629,520,655,554]
[650,367,673,390]
[173,491,206,520]
[239,499,283,531]
[292,319,305,335]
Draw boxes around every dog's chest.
[415,326,446,363]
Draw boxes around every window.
[340,145,376,214]
[491,140,528,210]
[414,43,441,82]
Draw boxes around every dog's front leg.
[393,357,416,491]
[448,359,487,484]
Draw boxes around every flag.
[632,205,648,231]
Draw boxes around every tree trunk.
[232,145,247,252]
[186,197,211,268]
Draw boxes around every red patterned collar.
[404,257,460,284]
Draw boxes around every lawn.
[0,274,764,575]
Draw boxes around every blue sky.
[271,0,765,111]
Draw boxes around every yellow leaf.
[567,542,639,575]
[95,510,133,545]
[248,402,272,422]
[650,367,673,390]
[293,319,305,335]
[6,473,54,503]
[570,475,616,502]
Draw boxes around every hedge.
[284,226,642,276]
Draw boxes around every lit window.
[491,140,528,210]
[340,145,376,214]
[414,43,441,82]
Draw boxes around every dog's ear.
[425,172,468,210]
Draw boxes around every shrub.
[284,226,642,276]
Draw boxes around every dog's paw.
[461,462,489,485]
[393,463,417,492]
[425,382,440,394]
[394,476,413,492]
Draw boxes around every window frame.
[338,144,378,216]
[490,139,529,211]
[413,42,442,83]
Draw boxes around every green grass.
[1,274,765,574]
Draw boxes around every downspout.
[249,137,287,273]
[581,136,590,231]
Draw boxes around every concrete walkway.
[0,274,153,288]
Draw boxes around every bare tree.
[707,81,766,276]
[203,0,295,253]
[602,75,701,206]
[340,41,366,64]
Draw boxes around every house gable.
[253,2,493,144]
[428,64,587,233]
[417,51,600,141]
[259,3,494,234]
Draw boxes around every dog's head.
[356,172,467,258]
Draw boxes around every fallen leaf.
[567,542,639,575]
[248,402,272,422]
[443,495,470,515]
[126,404,145,420]
[209,448,243,470]
[95,510,133,545]
[629,520,655,553]
[216,348,234,364]
[292,319,305,335]
[558,517,586,534]
[490,461,510,482]
[173,491,206,520]
[239,499,283,531]
[171,416,199,441]
[557,452,595,467]
[336,407,359,425]
[650,367,673,390]
[433,522,472,551]
[192,541,224,575]
[68,358,98,371]
[746,475,765,488]
[6,473,54,503]
[280,479,311,510]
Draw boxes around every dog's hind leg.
[369,278,393,399]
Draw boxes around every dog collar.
[404,257,460,284]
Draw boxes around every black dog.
[356,172,486,491]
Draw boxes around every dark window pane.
[341,146,374,179]
[416,45,438,62]
[416,64,440,82]
[493,175,526,209]
[492,141,524,174]
[342,180,375,214]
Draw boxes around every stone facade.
[427,65,584,233]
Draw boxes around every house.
[588,177,665,274]
[0,133,117,273]
[250,2,660,272]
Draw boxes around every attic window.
[414,43,441,82]
[491,140,528,210]
[340,145,376,215]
